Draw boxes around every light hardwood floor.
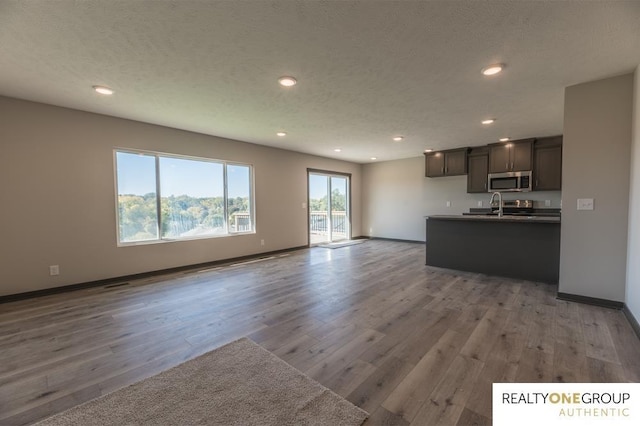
[1,240,639,425]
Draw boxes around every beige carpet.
[35,338,368,426]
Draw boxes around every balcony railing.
[231,211,347,236]
[231,212,252,232]
[310,211,347,236]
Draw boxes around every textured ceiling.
[1,1,639,163]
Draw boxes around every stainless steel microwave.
[488,171,532,192]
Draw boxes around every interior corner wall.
[361,157,561,242]
[362,157,427,241]
[0,96,362,297]
[626,65,640,318]
[560,73,634,302]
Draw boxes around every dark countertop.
[466,208,561,217]
[426,214,561,223]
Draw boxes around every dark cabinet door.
[488,144,511,173]
[511,140,533,171]
[425,152,445,177]
[533,137,562,191]
[489,139,533,173]
[467,149,488,193]
[425,149,467,177]
[444,149,467,176]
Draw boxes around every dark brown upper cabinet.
[488,138,534,173]
[425,148,468,177]
[466,146,489,193]
[533,136,562,191]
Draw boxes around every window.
[115,150,254,245]
[115,152,159,242]
[226,164,253,233]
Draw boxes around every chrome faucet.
[489,192,503,217]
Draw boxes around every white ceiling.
[1,1,639,163]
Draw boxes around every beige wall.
[362,156,561,242]
[560,73,634,302]
[627,66,640,317]
[0,96,362,297]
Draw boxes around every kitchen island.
[425,215,561,284]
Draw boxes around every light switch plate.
[544,200,551,207]
[577,198,594,211]
[446,201,451,207]
[477,201,483,207]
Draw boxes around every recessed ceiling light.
[424,149,433,152]
[93,85,114,95]
[278,76,297,87]
[393,136,404,142]
[276,132,287,137]
[482,64,504,76]
[499,137,510,142]
[371,157,377,160]
[334,148,342,152]
[482,119,496,125]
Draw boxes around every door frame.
[307,168,352,246]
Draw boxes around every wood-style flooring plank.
[346,355,415,414]
[390,308,462,365]
[459,306,510,362]
[305,328,384,385]
[586,356,625,383]
[601,309,640,382]
[464,357,518,420]
[382,329,469,422]
[409,354,484,426]
[456,407,491,426]
[578,304,621,364]
[364,406,410,426]
[525,303,556,355]
[552,341,589,382]
[514,347,554,382]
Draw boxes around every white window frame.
[114,148,255,246]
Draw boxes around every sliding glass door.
[308,171,350,245]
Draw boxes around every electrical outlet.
[446,201,451,207]
[477,201,483,207]
[544,200,551,207]
[49,265,60,276]
[302,202,306,209]
[260,239,265,246]
[577,198,594,211]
